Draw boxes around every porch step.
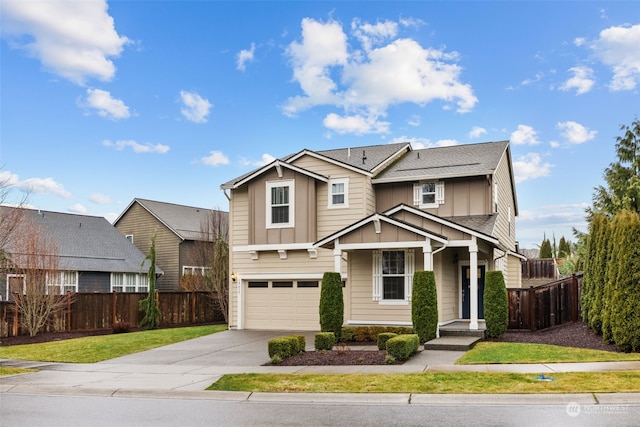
[439,328,485,338]
[423,336,482,351]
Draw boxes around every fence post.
[571,274,579,322]
[112,291,117,328]
[12,295,18,336]
[191,290,196,324]
[528,286,536,331]
[67,291,72,332]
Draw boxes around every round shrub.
[483,270,509,338]
[411,270,438,343]
[377,332,398,350]
[319,272,344,341]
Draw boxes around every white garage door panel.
[245,282,320,330]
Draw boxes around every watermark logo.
[566,402,628,418]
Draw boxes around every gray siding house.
[0,207,159,300]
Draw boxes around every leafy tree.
[483,271,509,338]
[139,234,161,329]
[608,210,640,351]
[319,272,344,341]
[411,270,438,342]
[591,118,640,216]
[539,234,553,258]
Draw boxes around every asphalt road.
[2,393,639,427]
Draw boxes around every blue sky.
[1,1,638,249]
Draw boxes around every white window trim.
[182,266,210,276]
[413,181,445,209]
[328,177,349,209]
[110,272,149,293]
[5,274,25,300]
[266,180,295,229]
[372,249,414,305]
[46,271,78,294]
[494,182,499,213]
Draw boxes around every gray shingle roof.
[443,215,498,237]
[131,199,227,242]
[311,142,411,173]
[373,140,509,182]
[3,207,158,274]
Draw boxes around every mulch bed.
[276,349,397,366]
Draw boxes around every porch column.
[333,245,342,274]
[423,240,432,271]
[469,241,479,330]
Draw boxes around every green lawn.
[208,371,640,394]
[457,342,640,365]
[0,324,227,364]
[0,367,34,376]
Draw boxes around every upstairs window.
[328,178,349,208]
[266,180,294,228]
[413,181,445,209]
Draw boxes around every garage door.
[244,280,321,330]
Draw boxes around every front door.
[462,265,485,319]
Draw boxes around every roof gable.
[220,159,328,190]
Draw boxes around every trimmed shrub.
[386,334,419,361]
[315,332,336,351]
[319,272,344,341]
[340,326,414,343]
[268,336,302,359]
[411,270,438,343]
[483,270,509,338]
[291,335,306,354]
[377,332,398,350]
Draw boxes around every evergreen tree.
[139,234,161,330]
[587,214,609,335]
[483,271,509,338]
[411,270,438,342]
[591,118,640,216]
[539,234,553,258]
[558,236,571,258]
[609,210,640,351]
[319,272,344,341]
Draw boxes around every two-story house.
[221,140,523,332]
[114,198,228,291]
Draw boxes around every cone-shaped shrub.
[411,270,438,343]
[483,270,509,338]
[319,272,344,341]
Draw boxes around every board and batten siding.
[115,202,182,291]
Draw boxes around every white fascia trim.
[335,241,437,251]
[225,159,328,190]
[346,320,412,326]
[239,273,334,280]
[385,204,500,245]
[288,150,374,177]
[233,243,315,252]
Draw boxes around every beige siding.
[492,152,517,250]
[504,253,523,288]
[436,252,459,322]
[115,203,182,291]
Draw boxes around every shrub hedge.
[483,270,509,338]
[411,270,438,343]
[268,335,305,359]
[377,332,397,350]
[319,272,344,341]
[315,332,336,351]
[386,334,419,361]
[340,326,414,342]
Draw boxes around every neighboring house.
[221,140,525,332]
[0,207,159,300]
[114,198,228,291]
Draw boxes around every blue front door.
[462,265,485,319]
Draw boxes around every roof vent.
[362,150,367,164]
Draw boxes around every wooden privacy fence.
[0,291,225,338]
[507,273,582,331]
[521,258,558,280]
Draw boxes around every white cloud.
[89,193,113,204]
[68,203,87,214]
[102,139,169,154]
[179,90,212,123]
[407,115,421,127]
[240,153,276,167]
[0,171,71,198]
[283,18,477,134]
[387,136,458,149]
[236,42,256,71]
[557,121,597,144]
[510,124,541,145]
[83,88,130,119]
[323,113,390,135]
[201,150,230,166]
[591,24,640,91]
[0,0,129,85]
[469,126,487,138]
[573,37,586,47]
[559,66,595,95]
[513,153,553,183]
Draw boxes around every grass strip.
[457,342,640,365]
[0,324,227,363]
[0,367,35,376]
[208,371,640,394]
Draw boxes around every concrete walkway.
[1,329,639,404]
